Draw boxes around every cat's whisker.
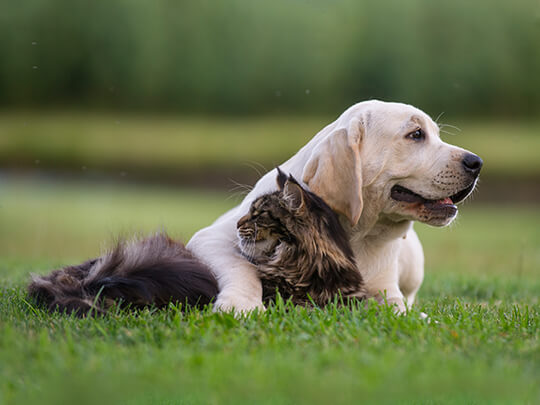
[228,179,253,194]
[242,161,269,178]
[227,182,254,201]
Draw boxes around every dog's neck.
[346,213,412,284]
[347,214,411,244]
[345,185,413,244]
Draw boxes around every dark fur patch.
[28,233,218,316]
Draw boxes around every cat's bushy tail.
[27,233,218,316]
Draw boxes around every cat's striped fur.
[237,169,366,306]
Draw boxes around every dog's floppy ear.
[302,117,364,225]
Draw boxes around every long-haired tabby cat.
[28,169,364,315]
[236,168,365,306]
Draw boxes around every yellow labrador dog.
[187,100,482,313]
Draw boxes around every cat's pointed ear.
[302,117,364,225]
[275,167,288,191]
[283,177,306,211]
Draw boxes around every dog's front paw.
[214,293,265,315]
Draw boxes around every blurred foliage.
[1,0,539,116]
[1,112,539,179]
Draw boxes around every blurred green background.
[1,1,540,404]
[0,0,540,268]
[1,0,540,116]
[0,0,539,265]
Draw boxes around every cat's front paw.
[213,293,265,315]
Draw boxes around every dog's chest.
[349,221,410,282]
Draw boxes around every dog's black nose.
[462,153,483,177]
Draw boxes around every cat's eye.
[405,128,425,142]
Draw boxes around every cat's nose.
[237,215,249,228]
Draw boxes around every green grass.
[1,111,540,178]
[1,178,539,404]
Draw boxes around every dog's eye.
[406,129,425,141]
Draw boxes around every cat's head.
[236,168,353,264]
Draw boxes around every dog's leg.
[397,228,425,308]
[362,253,408,313]
[187,217,264,314]
[373,287,407,314]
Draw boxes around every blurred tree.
[0,0,538,116]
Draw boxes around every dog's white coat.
[187,100,476,312]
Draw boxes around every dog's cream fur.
[187,100,479,313]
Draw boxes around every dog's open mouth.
[390,182,475,212]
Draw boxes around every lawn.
[1,178,539,404]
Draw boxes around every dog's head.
[302,100,482,227]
